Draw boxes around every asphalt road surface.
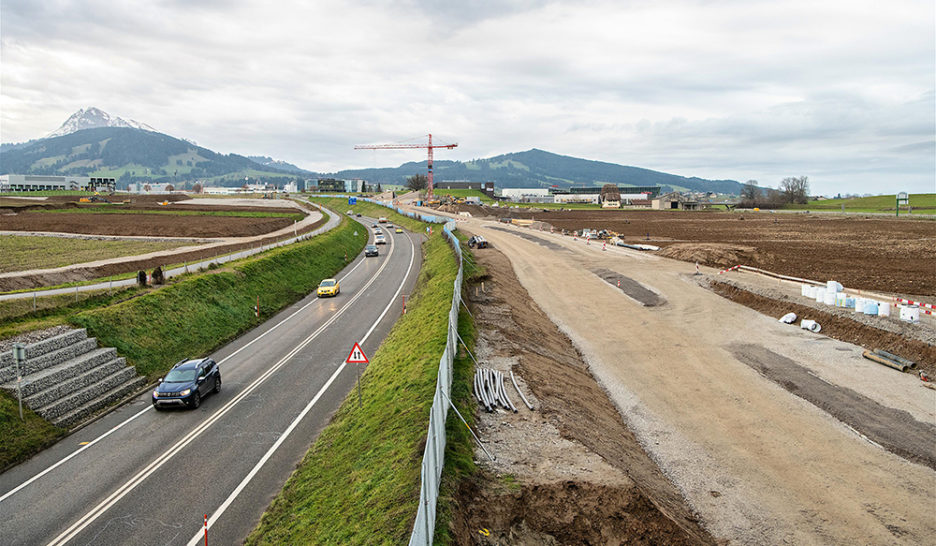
[0,216,422,545]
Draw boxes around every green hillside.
[334,149,743,195]
[0,127,306,190]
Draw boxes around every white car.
[375,234,387,245]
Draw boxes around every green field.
[246,231,460,545]
[785,193,935,213]
[308,196,431,232]
[0,236,197,273]
[430,188,496,204]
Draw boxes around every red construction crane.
[354,133,457,202]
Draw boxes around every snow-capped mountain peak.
[46,107,156,138]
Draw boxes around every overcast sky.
[2,0,933,195]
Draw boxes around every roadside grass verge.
[0,390,68,471]
[0,236,197,273]
[246,232,458,545]
[430,188,495,204]
[307,196,430,233]
[69,215,366,380]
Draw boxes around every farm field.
[0,236,196,273]
[447,205,936,297]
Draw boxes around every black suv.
[153,358,221,410]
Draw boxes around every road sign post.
[13,343,26,421]
[896,192,909,217]
[346,343,369,409]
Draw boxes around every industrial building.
[434,180,496,197]
[651,191,700,210]
[0,174,116,193]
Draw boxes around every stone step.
[52,376,149,429]
[0,329,88,369]
[24,358,128,409]
[3,347,117,397]
[0,338,99,384]
[37,368,143,422]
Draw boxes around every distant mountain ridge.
[333,149,743,194]
[46,106,155,138]
[2,108,742,194]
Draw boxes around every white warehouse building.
[0,174,116,193]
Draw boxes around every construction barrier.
[717,264,741,275]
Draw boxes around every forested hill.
[0,127,301,188]
[335,149,742,194]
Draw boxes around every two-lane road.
[0,216,421,545]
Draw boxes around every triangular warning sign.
[346,342,369,364]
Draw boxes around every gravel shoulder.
[462,218,936,545]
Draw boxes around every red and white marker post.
[204,514,208,546]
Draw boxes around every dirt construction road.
[463,218,935,544]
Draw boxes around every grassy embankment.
[784,193,936,213]
[428,188,495,204]
[247,226,474,545]
[0,237,195,273]
[0,211,364,468]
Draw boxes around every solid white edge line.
[185,231,417,545]
[44,221,395,546]
[0,216,370,506]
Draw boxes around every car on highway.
[395,227,404,233]
[372,223,378,228]
[374,227,382,234]
[378,217,388,223]
[317,278,340,297]
[375,234,387,245]
[153,358,221,410]
[356,213,362,217]
[364,244,379,257]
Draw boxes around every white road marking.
[43,222,398,546]
[0,220,373,506]
[185,232,416,545]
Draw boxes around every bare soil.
[450,242,713,544]
[441,214,936,545]
[449,206,936,296]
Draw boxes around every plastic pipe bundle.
[862,350,908,372]
[473,368,518,413]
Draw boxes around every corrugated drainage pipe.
[862,350,908,372]
[873,349,917,369]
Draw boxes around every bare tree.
[192,183,204,194]
[741,180,759,201]
[406,174,428,192]
[780,176,810,204]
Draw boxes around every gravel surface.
[0,326,75,354]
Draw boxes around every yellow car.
[395,227,403,233]
[317,278,340,297]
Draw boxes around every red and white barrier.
[717,265,741,275]
[894,297,935,311]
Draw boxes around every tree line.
[740,176,810,208]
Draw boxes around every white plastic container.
[800,319,822,333]
[801,284,809,297]
[826,280,843,293]
[900,305,920,323]
[879,302,891,317]
[823,292,836,306]
[835,293,848,307]
[815,290,825,303]
[863,302,878,315]
[855,299,865,313]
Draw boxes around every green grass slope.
[246,232,458,545]
[785,193,935,213]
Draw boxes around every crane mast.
[354,133,458,201]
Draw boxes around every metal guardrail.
[332,196,460,544]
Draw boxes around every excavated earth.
[449,243,714,545]
[448,206,936,297]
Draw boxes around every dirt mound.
[451,479,698,545]
[658,243,765,269]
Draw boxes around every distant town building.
[554,193,600,204]
[434,180,496,197]
[500,188,551,201]
[316,178,366,193]
[0,174,116,193]
[651,191,700,210]
[550,185,662,199]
